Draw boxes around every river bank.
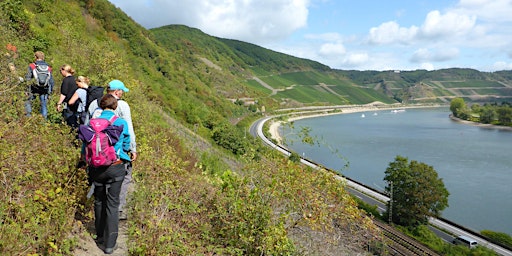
[449,114,512,131]
[268,103,444,144]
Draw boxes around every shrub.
[481,230,512,249]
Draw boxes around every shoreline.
[269,104,512,144]
[268,103,443,144]
[449,115,512,131]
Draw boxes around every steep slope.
[1,0,382,255]
[150,25,395,106]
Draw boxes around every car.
[452,235,478,249]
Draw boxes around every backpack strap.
[108,115,118,124]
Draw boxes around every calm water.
[282,108,512,235]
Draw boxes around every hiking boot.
[119,211,127,220]
[95,236,104,245]
[104,244,118,254]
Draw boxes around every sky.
[108,0,512,72]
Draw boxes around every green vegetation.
[450,97,512,126]
[384,156,449,227]
[481,230,512,249]
[0,0,381,255]
[274,84,347,105]
[336,69,512,104]
[1,0,510,255]
[397,225,499,255]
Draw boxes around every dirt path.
[253,76,278,95]
[73,220,129,255]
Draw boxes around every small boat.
[361,113,365,118]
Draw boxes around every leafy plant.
[384,156,449,227]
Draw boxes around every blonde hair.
[34,51,45,60]
[76,76,90,85]
[60,64,75,75]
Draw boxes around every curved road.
[250,115,512,256]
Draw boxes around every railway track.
[375,221,439,256]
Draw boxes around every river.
[281,107,512,235]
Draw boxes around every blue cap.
[108,79,129,92]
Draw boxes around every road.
[250,115,512,256]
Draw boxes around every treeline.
[450,97,512,126]
[338,68,506,85]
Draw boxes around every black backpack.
[85,86,105,110]
[30,63,51,88]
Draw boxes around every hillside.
[0,0,381,255]
[2,0,511,255]
[151,26,511,107]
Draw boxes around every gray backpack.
[30,63,51,88]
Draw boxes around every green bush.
[0,118,89,254]
[481,230,512,248]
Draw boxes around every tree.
[480,106,497,124]
[450,97,467,118]
[384,156,449,227]
[497,105,512,126]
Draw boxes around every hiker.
[4,45,23,87]
[8,62,24,84]
[24,51,55,119]
[88,79,137,220]
[67,76,90,125]
[56,64,78,127]
[83,94,130,254]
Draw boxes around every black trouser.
[62,108,78,128]
[89,163,126,249]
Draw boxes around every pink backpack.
[79,115,122,167]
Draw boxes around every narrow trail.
[73,218,129,255]
[73,220,128,256]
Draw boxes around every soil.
[73,219,129,255]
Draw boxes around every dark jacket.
[25,60,55,94]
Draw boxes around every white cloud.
[342,53,369,67]
[491,61,512,71]
[319,43,346,57]
[367,9,477,46]
[109,0,512,71]
[410,47,460,63]
[419,10,476,39]
[457,0,512,22]
[420,63,435,71]
[368,21,418,45]
[111,0,310,44]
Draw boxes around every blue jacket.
[97,110,131,161]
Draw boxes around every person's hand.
[130,152,137,162]
[56,104,62,112]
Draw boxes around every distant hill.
[151,25,512,107]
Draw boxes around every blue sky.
[108,0,512,72]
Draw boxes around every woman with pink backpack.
[78,94,130,254]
